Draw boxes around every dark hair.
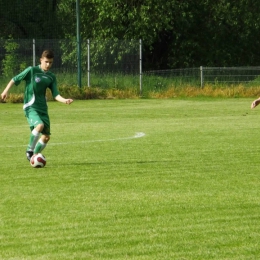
[41,50,54,59]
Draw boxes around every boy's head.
[41,50,54,59]
[40,50,54,71]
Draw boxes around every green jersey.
[13,65,60,113]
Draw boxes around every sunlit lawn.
[1,98,260,259]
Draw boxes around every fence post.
[139,39,142,96]
[76,0,82,88]
[87,39,90,87]
[200,66,204,88]
[33,39,36,66]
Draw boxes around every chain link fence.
[144,67,260,89]
[0,38,141,89]
[1,38,260,93]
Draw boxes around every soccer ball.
[30,153,46,168]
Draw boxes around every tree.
[0,0,61,38]
[1,0,260,69]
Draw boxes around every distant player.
[1,50,73,161]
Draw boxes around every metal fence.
[0,38,141,89]
[200,66,260,87]
[144,66,260,88]
[1,38,260,92]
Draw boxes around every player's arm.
[251,98,260,109]
[1,67,31,101]
[55,94,73,104]
[1,79,15,101]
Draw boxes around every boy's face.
[40,57,53,71]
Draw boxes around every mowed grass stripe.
[1,98,260,259]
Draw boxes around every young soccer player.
[1,50,73,161]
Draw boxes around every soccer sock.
[27,129,40,151]
[34,139,47,154]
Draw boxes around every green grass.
[1,98,260,259]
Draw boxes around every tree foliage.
[0,0,61,38]
[1,0,260,69]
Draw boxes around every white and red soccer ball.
[30,153,46,168]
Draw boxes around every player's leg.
[34,134,50,154]
[25,110,44,160]
[33,113,51,154]
[28,124,44,150]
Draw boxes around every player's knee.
[42,135,50,143]
[35,123,44,132]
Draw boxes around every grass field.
[1,98,260,259]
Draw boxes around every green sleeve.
[12,67,31,85]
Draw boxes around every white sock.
[28,129,40,151]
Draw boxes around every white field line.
[3,132,146,148]
[50,132,145,146]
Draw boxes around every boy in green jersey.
[1,50,73,161]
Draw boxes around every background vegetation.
[1,0,260,70]
[1,73,260,103]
